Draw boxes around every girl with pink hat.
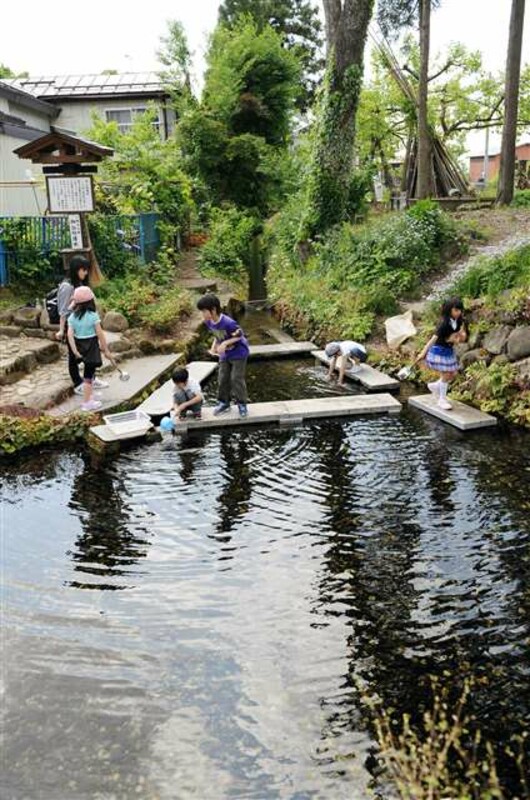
[67,286,112,411]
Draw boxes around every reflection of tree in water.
[313,422,530,795]
[67,454,151,590]
[215,431,253,538]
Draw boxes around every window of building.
[105,107,160,134]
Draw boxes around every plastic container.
[103,409,152,436]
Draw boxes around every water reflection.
[1,359,529,798]
[67,454,152,589]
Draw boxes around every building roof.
[0,79,59,117]
[6,73,168,101]
[470,141,530,160]
[14,129,114,163]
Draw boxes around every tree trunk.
[303,0,374,236]
[497,0,526,205]
[417,0,432,198]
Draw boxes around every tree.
[497,0,527,205]
[218,0,324,109]
[157,20,194,109]
[301,0,375,236]
[378,0,441,198]
[179,19,300,214]
[0,64,29,79]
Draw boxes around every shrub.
[0,412,96,456]
[512,189,530,208]
[453,244,530,298]
[97,272,192,332]
[138,286,192,333]
[199,206,258,286]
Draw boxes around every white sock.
[439,381,448,399]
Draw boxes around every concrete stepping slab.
[179,278,217,292]
[312,350,400,392]
[90,393,402,443]
[137,361,218,417]
[408,394,497,430]
[49,353,183,417]
[0,336,60,384]
[249,342,316,359]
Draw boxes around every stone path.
[90,393,402,443]
[0,336,60,384]
[409,394,497,430]
[0,357,72,409]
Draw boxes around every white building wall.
[54,98,169,137]
[0,134,48,215]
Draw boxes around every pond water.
[2,349,530,799]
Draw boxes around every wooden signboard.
[46,176,95,213]
[68,214,84,250]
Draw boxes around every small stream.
[1,315,529,799]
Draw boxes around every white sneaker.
[93,378,109,389]
[73,384,84,396]
[81,399,102,412]
[427,381,440,397]
[349,364,363,374]
[438,398,453,411]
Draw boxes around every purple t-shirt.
[205,314,249,361]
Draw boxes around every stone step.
[312,350,400,393]
[408,394,497,430]
[90,393,402,443]
[49,353,183,416]
[137,361,218,417]
[248,342,316,359]
[0,358,73,410]
[0,336,61,386]
[179,278,217,292]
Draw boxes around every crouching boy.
[172,368,203,420]
[325,340,368,386]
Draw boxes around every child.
[56,255,109,396]
[325,340,368,386]
[67,286,112,412]
[197,294,249,417]
[171,368,203,420]
[414,297,467,411]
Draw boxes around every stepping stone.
[249,342,316,359]
[137,361,218,417]
[312,350,400,392]
[264,328,295,344]
[408,394,497,430]
[90,393,401,443]
[49,353,183,416]
[180,278,217,292]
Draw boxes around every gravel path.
[426,231,530,300]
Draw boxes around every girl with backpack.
[55,255,108,396]
[67,286,112,412]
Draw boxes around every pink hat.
[73,286,95,303]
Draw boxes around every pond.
[2,348,530,799]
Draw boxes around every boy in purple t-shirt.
[197,294,250,417]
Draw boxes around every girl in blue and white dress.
[416,297,467,410]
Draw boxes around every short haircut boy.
[172,368,190,384]
[197,294,221,314]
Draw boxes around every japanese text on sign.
[47,177,94,213]
[68,215,84,250]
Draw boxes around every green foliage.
[87,110,194,232]
[97,272,192,331]
[88,214,140,279]
[452,244,530,298]
[512,189,530,207]
[0,413,96,456]
[454,361,530,425]
[218,0,324,110]
[179,18,300,215]
[0,63,28,78]
[268,204,467,341]
[199,207,258,287]
[157,19,193,108]
[0,218,62,286]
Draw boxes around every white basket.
[103,409,152,436]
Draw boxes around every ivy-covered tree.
[301,0,375,237]
[218,0,324,109]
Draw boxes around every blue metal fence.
[0,213,161,286]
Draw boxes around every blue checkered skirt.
[425,344,459,372]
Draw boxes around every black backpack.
[45,286,60,325]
